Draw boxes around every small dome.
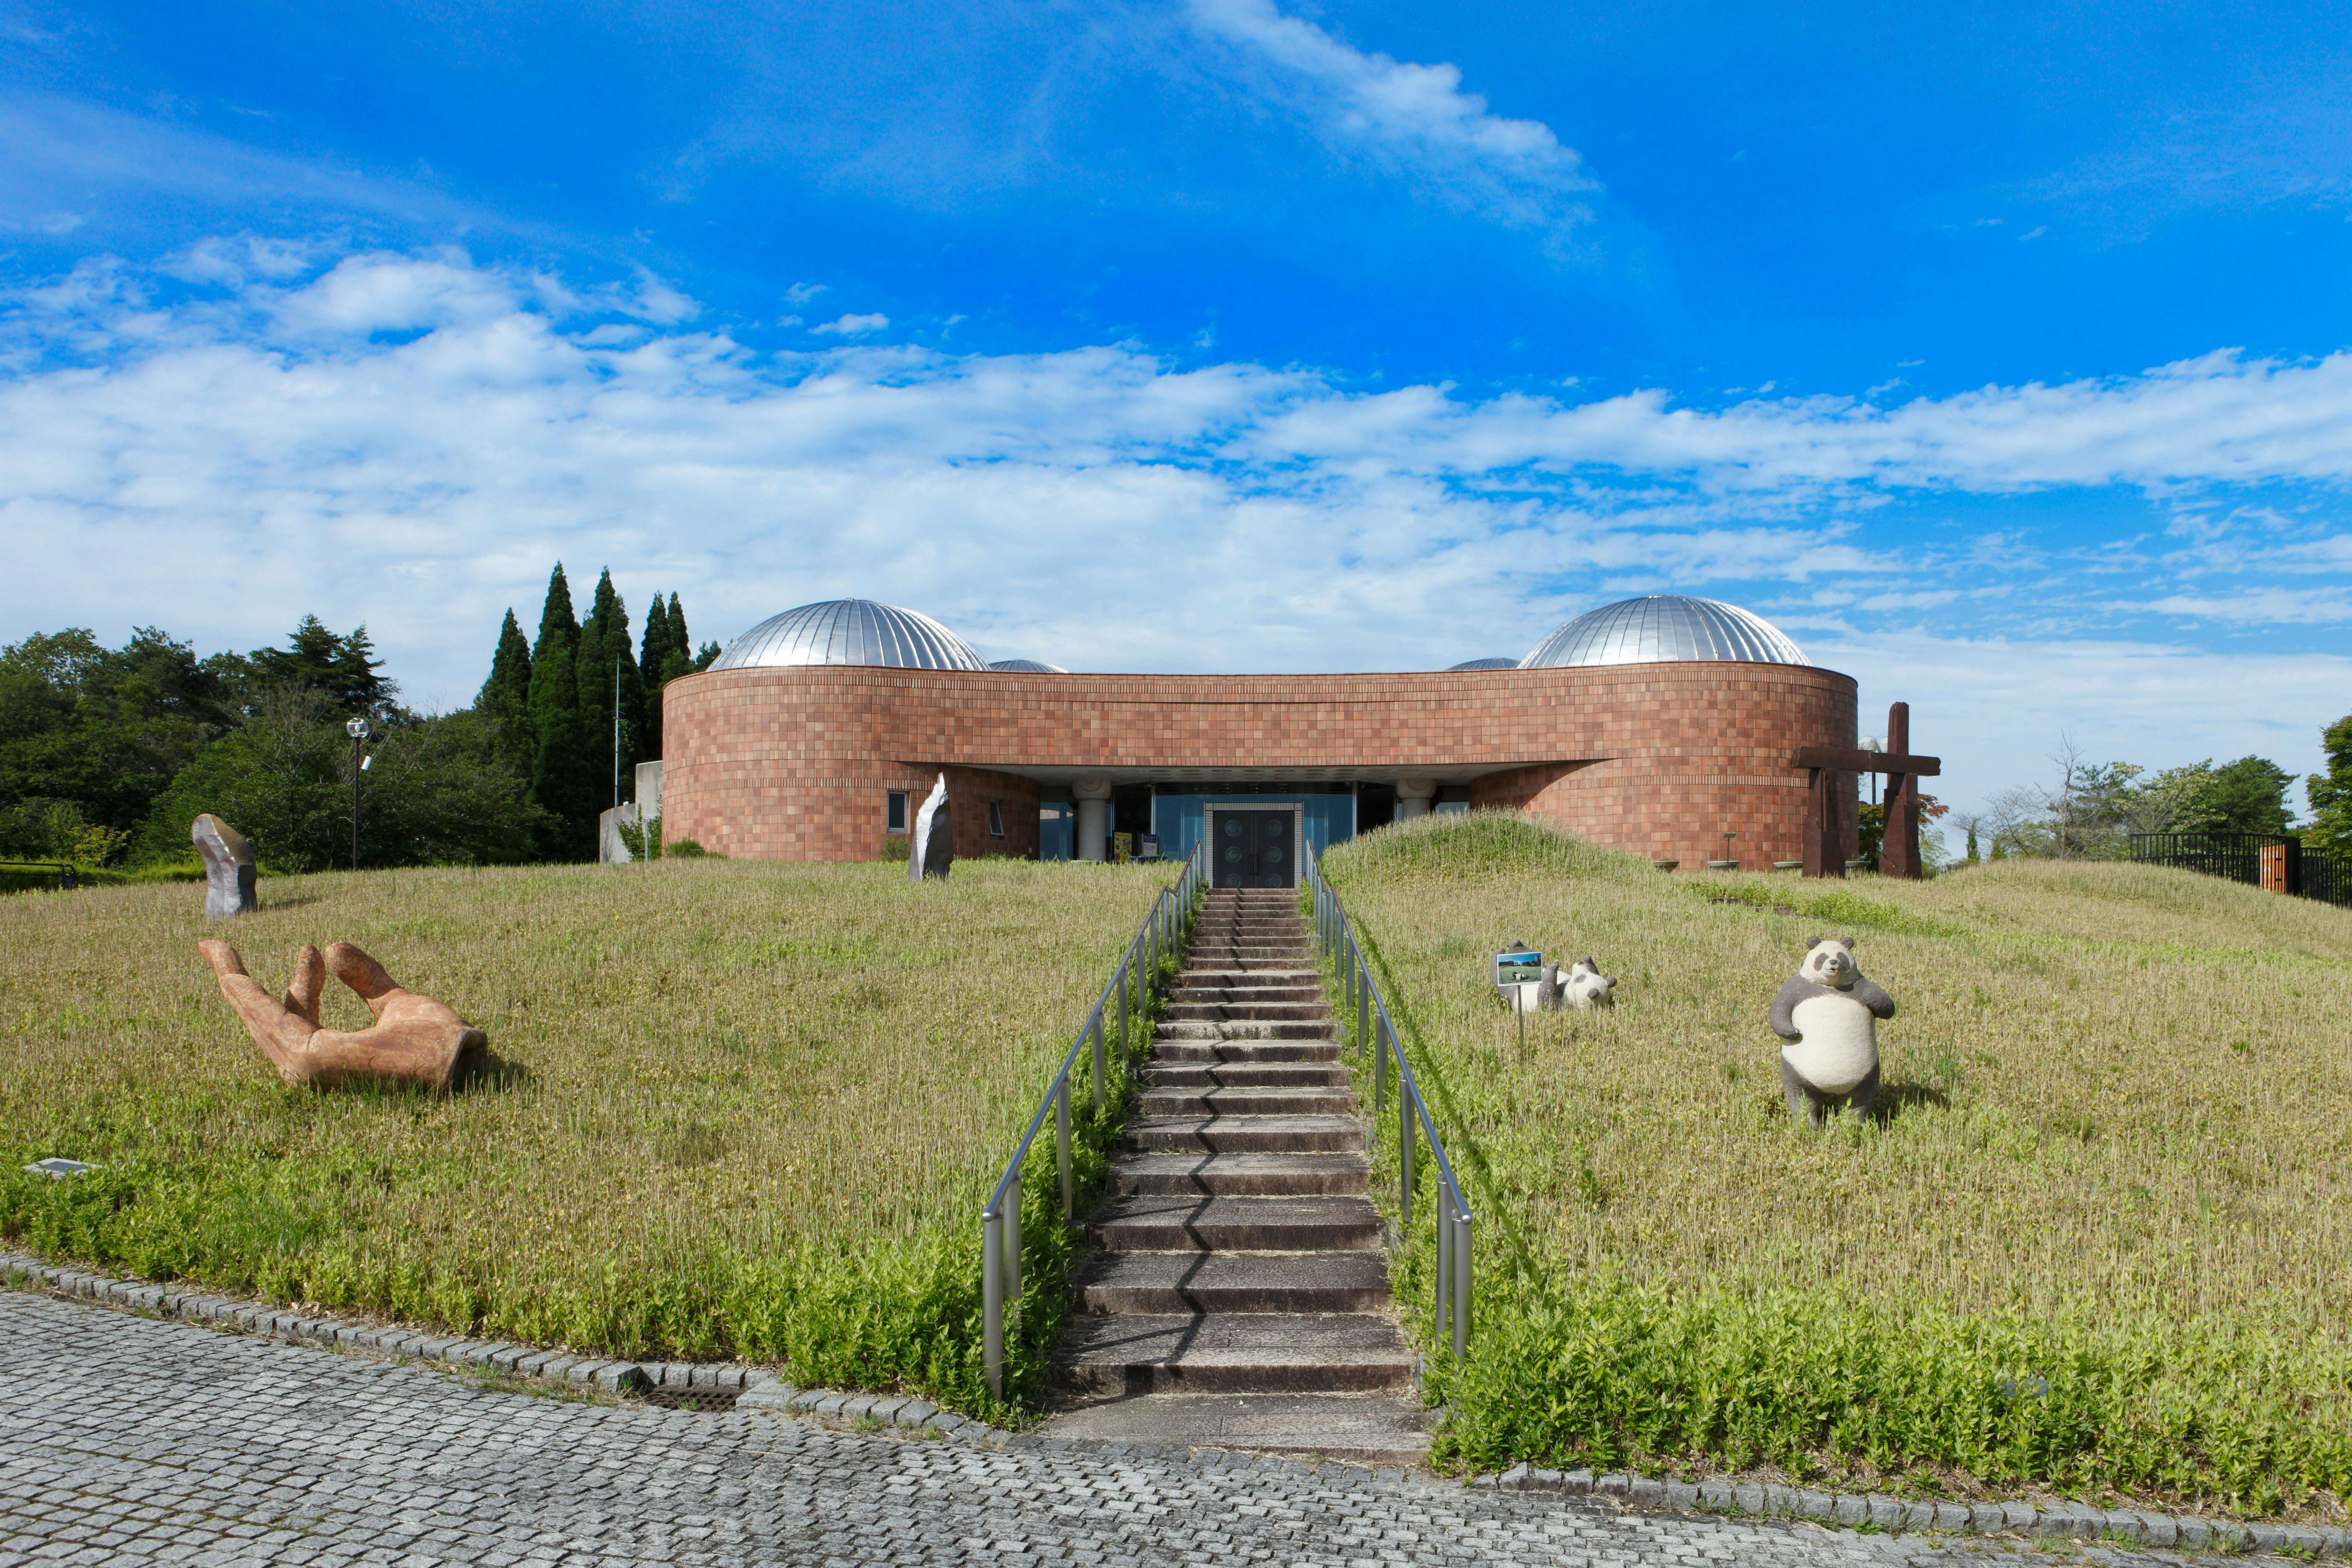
[712,600,985,671]
[1447,657,1520,671]
[1520,596,1808,669]
[986,658,1068,673]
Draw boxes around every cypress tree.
[479,609,533,715]
[639,592,674,758]
[665,596,695,682]
[575,569,645,812]
[528,565,595,857]
[477,607,537,782]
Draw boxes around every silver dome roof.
[986,658,1068,673]
[1520,596,1808,669]
[1447,657,1519,671]
[712,600,986,671]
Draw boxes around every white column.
[1396,778,1436,820]
[1073,778,1113,862]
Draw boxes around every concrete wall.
[659,663,1858,868]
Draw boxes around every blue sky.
[3,0,2349,822]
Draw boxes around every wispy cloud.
[1,244,2345,805]
[1182,0,1596,243]
[810,312,889,338]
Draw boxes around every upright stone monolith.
[909,773,953,881]
[192,814,258,919]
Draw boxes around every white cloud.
[810,312,890,338]
[0,244,2345,811]
[1183,0,1595,240]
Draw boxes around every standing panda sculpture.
[1769,936,1895,1126]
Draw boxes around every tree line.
[0,566,715,875]
[1952,726,2352,866]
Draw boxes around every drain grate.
[643,1387,741,1412]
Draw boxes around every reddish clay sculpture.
[198,940,487,1091]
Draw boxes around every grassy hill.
[0,857,1174,1414]
[1322,813,2352,1518]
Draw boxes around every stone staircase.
[1040,887,1430,1463]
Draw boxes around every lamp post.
[346,715,371,871]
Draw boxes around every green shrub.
[666,838,709,858]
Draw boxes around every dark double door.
[1214,810,1295,888]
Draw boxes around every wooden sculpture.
[199,940,488,1091]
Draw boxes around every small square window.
[886,791,908,833]
[987,799,1006,837]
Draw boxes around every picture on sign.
[1112,831,1132,864]
[1493,949,1544,988]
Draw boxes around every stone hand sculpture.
[1769,936,1895,1126]
[199,940,488,1091]
[909,772,954,881]
[192,814,257,920]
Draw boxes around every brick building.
[658,596,1859,884]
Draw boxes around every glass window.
[987,799,1006,837]
[886,791,908,832]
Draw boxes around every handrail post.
[1093,995,1109,1109]
[1435,1186,1452,1334]
[1004,1184,1022,1313]
[1399,1079,1415,1225]
[1057,1078,1074,1218]
[1453,1207,1473,1358]
[982,1207,1004,1399]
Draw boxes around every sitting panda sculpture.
[1769,936,1895,1126]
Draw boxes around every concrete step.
[1088,1194,1382,1252]
[1178,970,1319,986]
[1125,1115,1368,1154]
[1172,981,1323,1000]
[1165,1002,1331,1023]
[1137,1086,1355,1117]
[1156,1020,1337,1042]
[1073,1250,1390,1313]
[1107,1151,1371,1197]
[1150,1040,1340,1063]
[1141,1062,1349,1089]
[1050,1313,1415,1396]
[1035,1393,1431,1466]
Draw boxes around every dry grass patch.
[0,856,1173,1413]
[1323,812,2352,1516]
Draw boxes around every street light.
[346,715,371,871]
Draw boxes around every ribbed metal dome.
[1447,657,1520,671]
[711,600,986,671]
[1520,596,1808,669]
[986,658,1068,673]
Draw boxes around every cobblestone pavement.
[2,1289,2239,1567]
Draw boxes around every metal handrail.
[980,839,1208,1399]
[0,860,77,890]
[1306,844,1474,1359]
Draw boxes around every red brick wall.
[661,663,1858,867]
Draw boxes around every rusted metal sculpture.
[199,940,488,1091]
[1792,702,1940,880]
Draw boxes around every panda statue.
[1561,956,1616,1009]
[1769,936,1894,1126]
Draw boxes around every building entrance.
[1214,809,1295,888]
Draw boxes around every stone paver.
[0,1288,2275,1565]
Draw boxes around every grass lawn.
[1322,812,2352,1517]
[0,856,1174,1415]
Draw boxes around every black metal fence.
[0,860,77,892]
[2126,833,2351,909]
